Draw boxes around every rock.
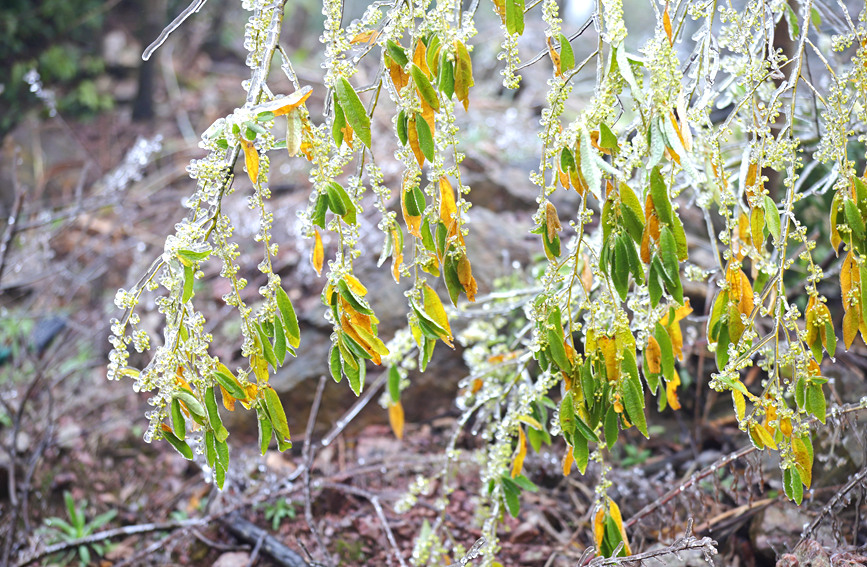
[212,551,251,567]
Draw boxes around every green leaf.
[612,234,630,301]
[404,185,426,216]
[558,33,574,73]
[257,406,273,455]
[654,322,676,381]
[264,386,292,445]
[513,474,539,493]
[501,475,522,517]
[414,114,435,162]
[177,249,212,266]
[650,166,673,225]
[163,430,193,460]
[784,3,800,40]
[337,279,374,315]
[764,196,781,241]
[276,286,301,349]
[823,320,836,356]
[659,226,684,304]
[844,198,865,241]
[578,124,601,198]
[396,109,408,145]
[312,192,329,228]
[599,122,618,151]
[806,382,826,424]
[648,256,664,308]
[388,366,401,403]
[215,436,229,470]
[334,76,372,148]
[214,366,246,400]
[182,264,194,303]
[622,371,648,438]
[328,344,343,383]
[437,57,454,99]
[331,94,346,146]
[273,317,287,364]
[171,397,186,440]
[255,322,279,371]
[204,387,229,442]
[505,0,525,35]
[547,329,570,372]
[410,63,440,111]
[386,39,409,66]
[573,434,589,473]
[174,390,206,424]
[604,406,618,450]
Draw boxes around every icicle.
[142,0,210,61]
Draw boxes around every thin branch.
[585,519,717,566]
[0,147,25,285]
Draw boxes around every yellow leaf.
[666,368,681,411]
[345,274,368,297]
[753,421,778,450]
[843,308,860,350]
[407,115,424,167]
[780,417,792,438]
[388,401,405,440]
[219,385,236,412]
[518,414,543,430]
[646,336,662,374]
[593,507,606,550]
[422,283,453,345]
[545,202,562,242]
[511,427,527,478]
[562,446,574,476]
[439,177,459,236]
[841,250,859,310]
[750,205,765,249]
[350,29,379,44]
[312,229,324,276]
[286,110,303,157]
[732,389,745,421]
[250,353,269,382]
[413,39,430,76]
[388,64,409,93]
[240,139,259,185]
[663,1,673,45]
[598,336,620,383]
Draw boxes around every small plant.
[41,491,117,566]
[261,498,297,531]
[619,444,651,468]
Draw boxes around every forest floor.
[2,10,867,567]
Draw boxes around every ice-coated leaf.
[410,63,440,111]
[264,385,291,445]
[505,0,525,35]
[454,40,474,111]
[334,77,372,148]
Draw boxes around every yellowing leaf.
[518,414,544,430]
[240,139,259,185]
[841,250,859,310]
[422,283,453,345]
[792,436,813,488]
[562,446,574,476]
[732,389,746,421]
[440,177,459,237]
[345,273,368,297]
[388,400,405,439]
[388,63,409,93]
[312,229,324,276]
[511,426,527,478]
[608,500,632,556]
[666,369,681,410]
[646,336,662,374]
[752,421,778,450]
[843,308,860,350]
[350,29,379,44]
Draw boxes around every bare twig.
[800,464,867,544]
[585,519,717,566]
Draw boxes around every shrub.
[109,0,867,562]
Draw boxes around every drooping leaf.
[334,77,372,148]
